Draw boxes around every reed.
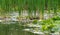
[0,0,59,18]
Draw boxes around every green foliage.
[41,19,57,33]
[0,0,60,17]
[52,16,60,20]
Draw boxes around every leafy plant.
[41,19,57,33]
[52,16,60,20]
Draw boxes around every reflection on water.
[0,21,59,35]
[0,11,60,35]
[0,21,40,35]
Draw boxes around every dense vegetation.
[0,0,60,35]
[0,0,60,18]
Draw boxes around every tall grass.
[53,0,58,15]
[0,0,59,18]
[0,0,60,35]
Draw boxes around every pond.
[0,11,60,35]
[0,21,40,35]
